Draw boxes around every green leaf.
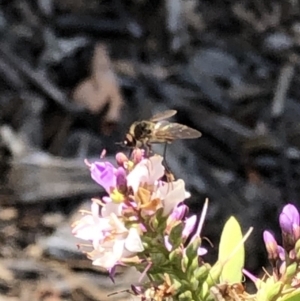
[280,291,300,301]
[218,216,245,283]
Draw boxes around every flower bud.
[116,167,127,194]
[193,264,210,282]
[282,262,297,283]
[189,256,199,272]
[263,231,279,261]
[178,290,192,301]
[169,249,183,265]
[172,278,182,291]
[277,245,286,261]
[185,236,201,259]
[132,148,144,164]
[190,276,199,291]
[293,224,300,241]
[280,204,300,252]
[182,215,197,240]
[171,205,188,222]
[169,223,184,248]
[280,204,299,231]
[181,252,189,272]
[115,152,129,167]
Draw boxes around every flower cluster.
[243,204,300,301]
[72,148,300,301]
[72,150,211,300]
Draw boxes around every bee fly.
[121,110,202,152]
[119,109,201,182]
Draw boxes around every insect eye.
[124,134,135,147]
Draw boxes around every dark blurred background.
[0,0,299,299]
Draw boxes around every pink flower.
[72,202,144,270]
[280,204,299,235]
[170,205,188,221]
[72,202,111,246]
[88,226,144,270]
[155,179,190,216]
[101,200,123,217]
[89,161,117,193]
[263,230,279,260]
[243,269,260,286]
[127,156,165,193]
[182,215,197,240]
[116,167,127,193]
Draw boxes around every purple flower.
[279,204,299,235]
[182,215,197,240]
[170,205,188,221]
[90,161,117,193]
[277,245,285,261]
[279,204,300,252]
[115,167,127,193]
[243,269,262,288]
[263,230,279,261]
[197,247,207,256]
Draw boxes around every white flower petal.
[92,251,119,269]
[162,179,188,216]
[110,213,128,232]
[147,156,165,184]
[125,228,144,253]
[127,161,148,193]
[164,235,172,251]
[91,202,100,221]
[153,179,188,215]
[127,156,165,193]
[72,215,110,242]
[113,238,126,259]
[101,201,122,217]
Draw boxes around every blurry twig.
[232,2,281,32]
[271,55,297,118]
[0,43,83,114]
[271,54,297,202]
[0,56,25,90]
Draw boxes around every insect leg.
[163,142,174,181]
[128,148,133,159]
[162,143,174,180]
[163,142,168,161]
[145,143,152,158]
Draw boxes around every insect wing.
[150,110,177,122]
[154,122,201,141]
